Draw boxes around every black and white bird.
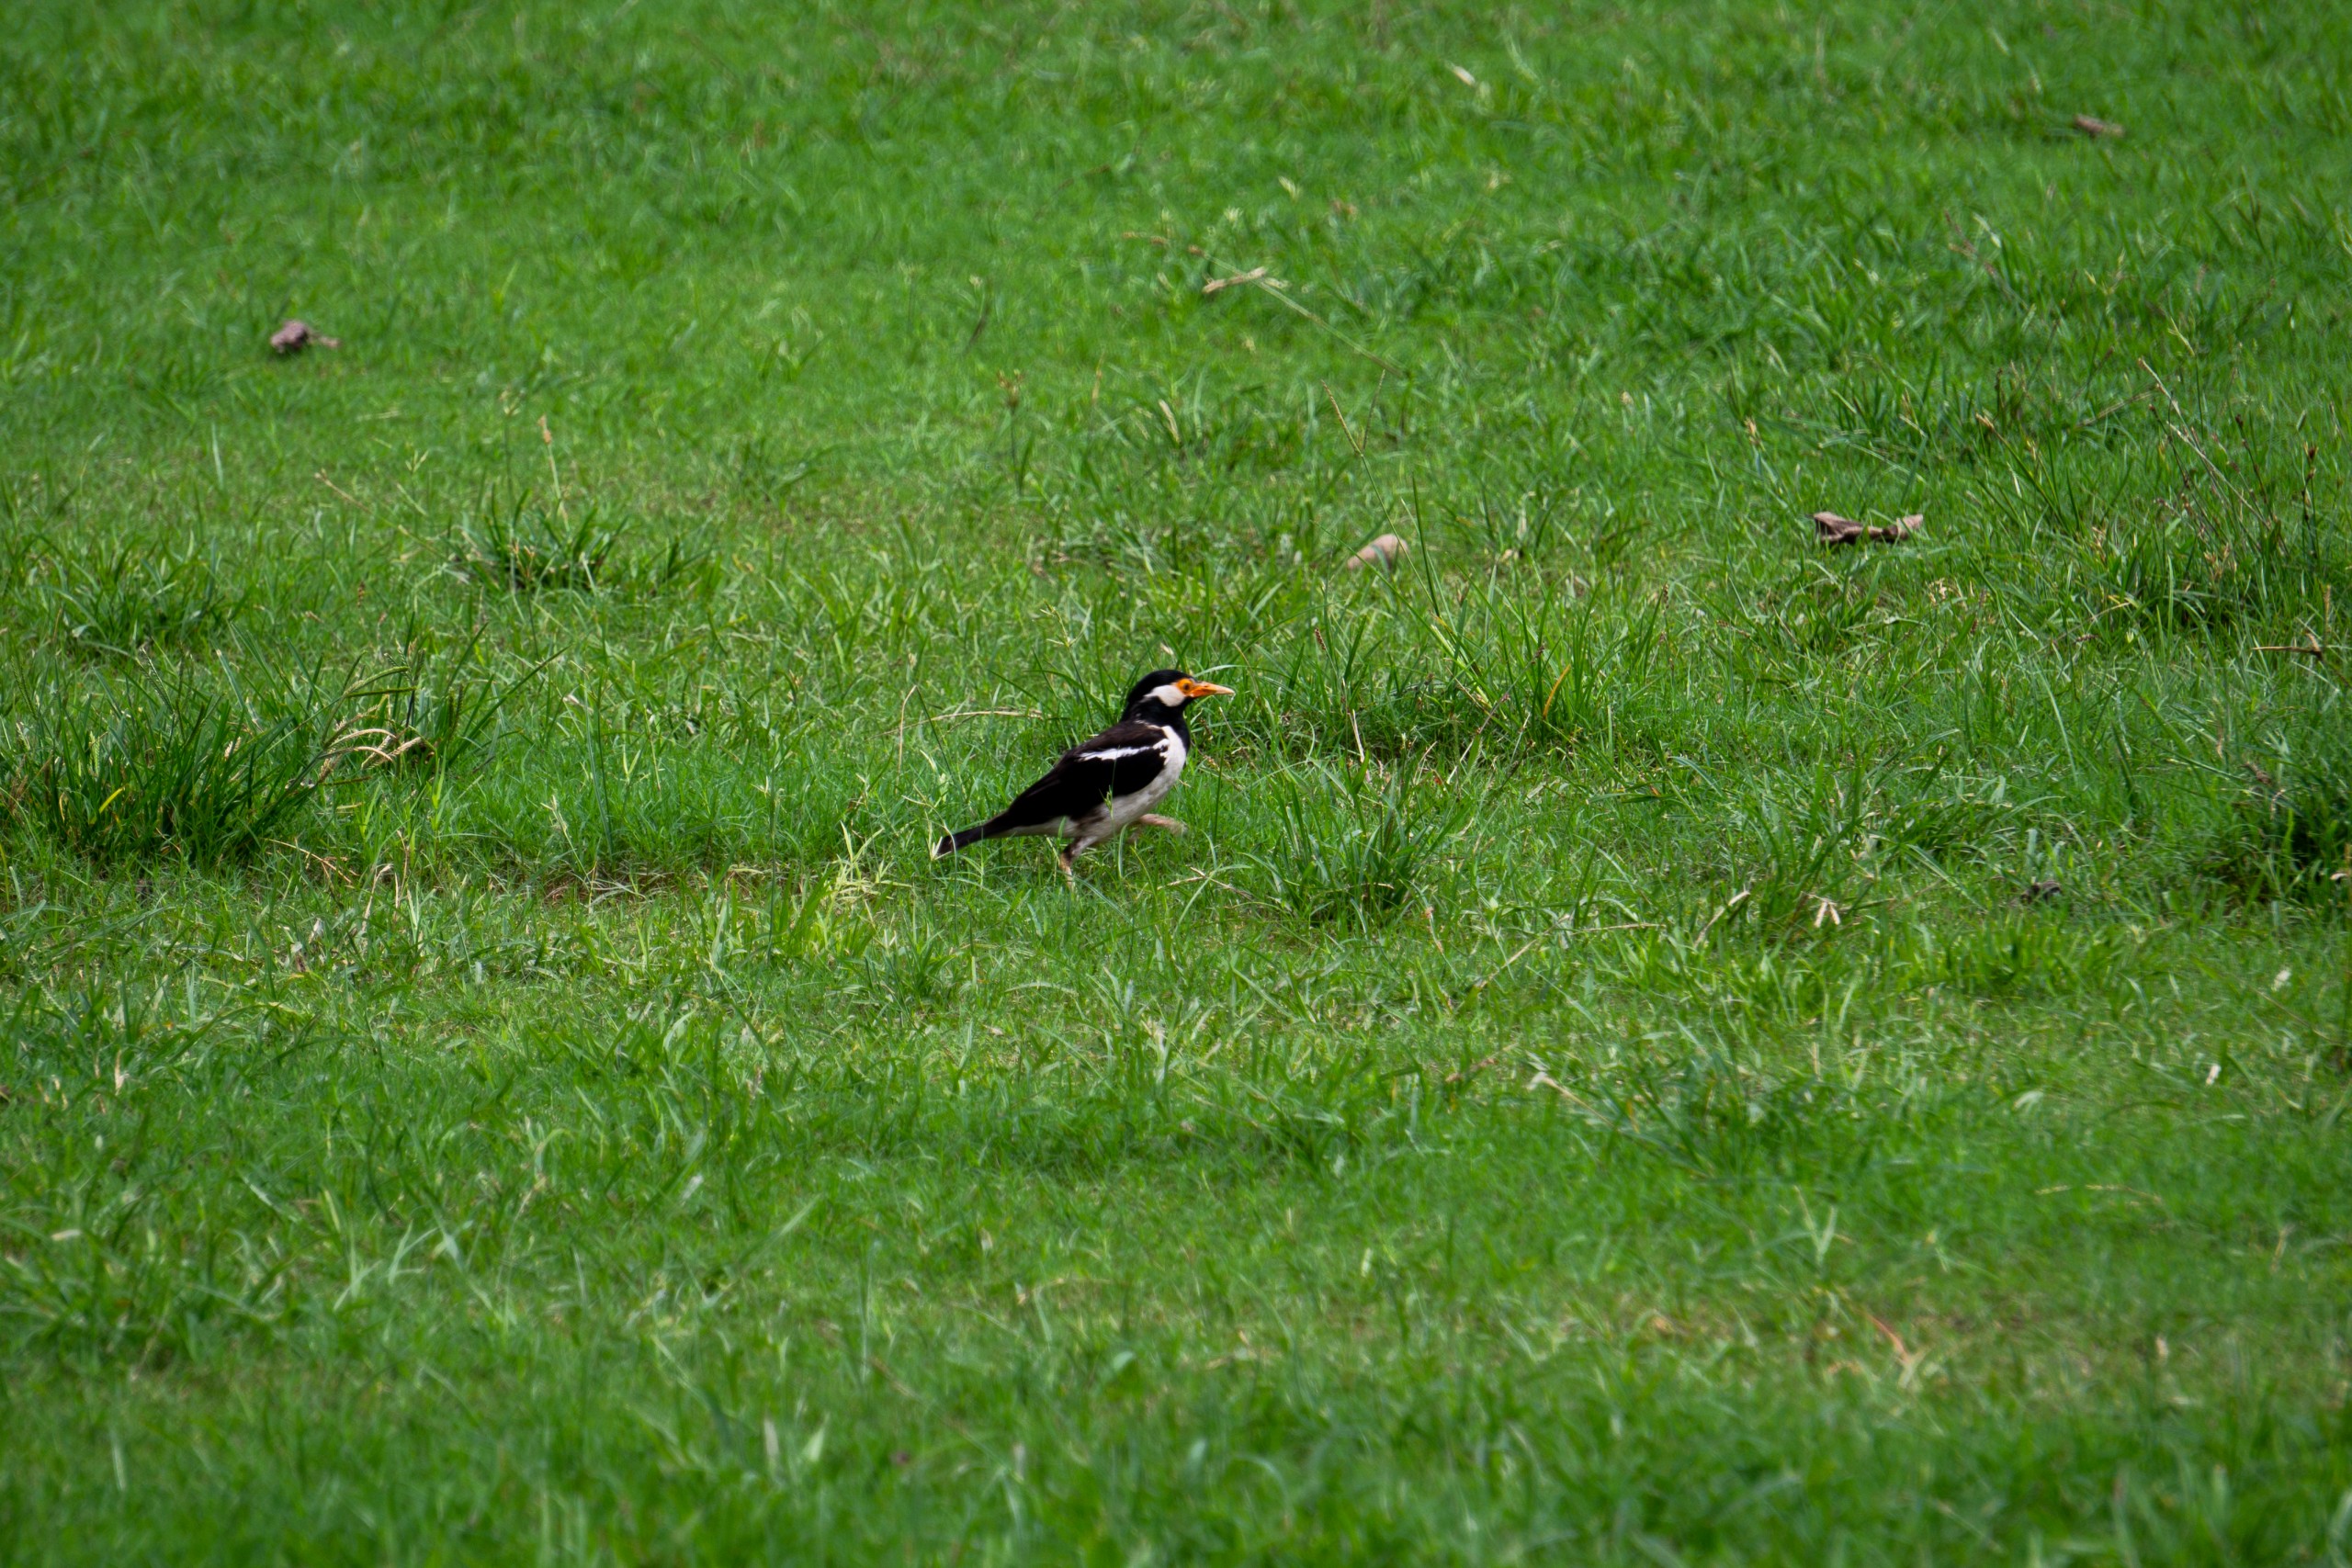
[934,670,1233,878]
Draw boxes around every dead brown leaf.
[1813,512,1921,547]
[2072,114,2124,139]
[270,319,340,355]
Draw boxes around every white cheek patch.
[1148,683,1187,707]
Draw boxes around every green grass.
[5,1,2352,1561]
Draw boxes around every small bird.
[934,670,1233,878]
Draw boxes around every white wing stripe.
[1076,743,1162,761]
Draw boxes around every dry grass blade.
[2072,114,2125,139]
[1204,251,1403,373]
[1202,267,1269,295]
[330,724,434,770]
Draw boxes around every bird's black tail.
[933,820,997,859]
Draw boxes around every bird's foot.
[1057,851,1079,885]
[1136,814,1187,835]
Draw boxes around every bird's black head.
[1122,669,1234,720]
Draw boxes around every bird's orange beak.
[1177,678,1234,699]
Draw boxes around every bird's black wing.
[991,720,1171,829]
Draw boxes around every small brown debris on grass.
[1813,512,1867,545]
[270,319,340,355]
[1813,512,1921,547]
[2072,114,2124,139]
[2023,879,2064,904]
[1346,533,1408,570]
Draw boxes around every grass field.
[5,1,2352,1561]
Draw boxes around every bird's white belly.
[1099,731,1185,831]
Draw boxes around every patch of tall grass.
[1247,759,1468,926]
[37,537,239,660]
[2004,415,2349,639]
[1,654,387,868]
[2215,674,2352,904]
[1706,761,1876,941]
[349,623,541,773]
[445,491,706,597]
[1251,568,1664,762]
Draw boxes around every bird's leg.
[1057,846,1079,884]
[1136,814,1187,835]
